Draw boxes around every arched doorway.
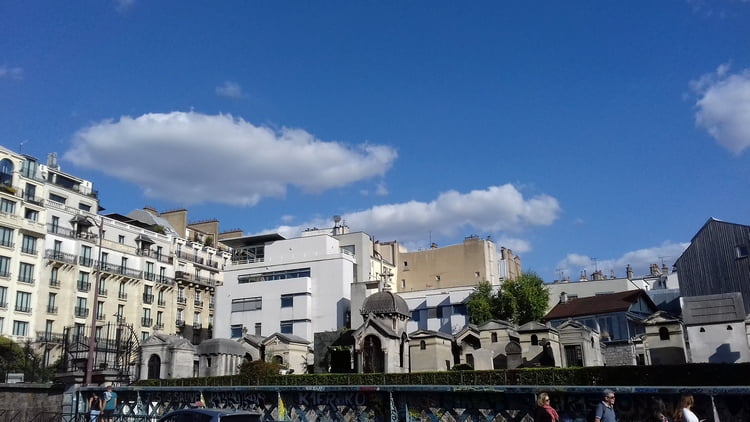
[362,335,384,373]
[147,354,161,379]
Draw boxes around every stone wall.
[0,383,64,419]
[603,341,636,366]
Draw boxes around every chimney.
[430,242,438,249]
[650,264,660,276]
[592,270,604,281]
[559,291,568,304]
[662,264,669,275]
[626,264,633,280]
[580,270,588,281]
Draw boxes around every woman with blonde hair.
[534,392,559,422]
[674,394,701,422]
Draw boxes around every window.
[531,335,539,346]
[231,297,262,312]
[142,308,152,326]
[659,327,670,340]
[420,340,426,350]
[0,256,10,278]
[401,279,405,289]
[411,310,421,322]
[118,235,125,244]
[156,311,163,326]
[118,281,127,299]
[231,324,243,338]
[237,267,311,283]
[0,158,13,186]
[15,291,31,312]
[80,245,92,266]
[48,193,66,204]
[0,286,7,307]
[23,183,36,202]
[491,332,498,343]
[0,226,13,247]
[78,203,91,212]
[736,245,749,259]
[280,321,293,334]
[0,199,15,215]
[255,322,262,336]
[21,235,36,254]
[281,295,293,308]
[75,297,88,317]
[24,208,38,221]
[50,266,59,287]
[116,304,125,321]
[50,216,60,233]
[47,293,57,313]
[12,320,28,337]
[727,325,733,331]
[77,272,90,291]
[18,262,34,284]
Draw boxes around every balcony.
[141,317,153,327]
[176,250,204,265]
[177,296,187,306]
[175,319,185,328]
[137,249,173,264]
[157,299,166,307]
[156,276,175,286]
[74,307,89,318]
[78,256,94,267]
[47,306,58,314]
[49,279,60,288]
[192,322,202,330]
[98,288,107,297]
[144,272,155,281]
[118,292,128,300]
[46,249,78,265]
[175,271,215,288]
[97,313,105,321]
[194,299,204,308]
[115,315,126,324]
[143,294,154,304]
[36,331,64,344]
[98,262,142,280]
[209,301,215,309]
[15,306,32,313]
[77,281,91,292]
[154,322,164,330]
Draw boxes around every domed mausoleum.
[353,291,411,373]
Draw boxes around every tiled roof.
[543,290,653,320]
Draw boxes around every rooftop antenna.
[592,257,599,272]
[19,140,27,152]
[555,268,565,281]
[658,256,670,266]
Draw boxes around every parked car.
[157,408,261,422]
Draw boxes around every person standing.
[102,385,117,422]
[594,389,616,422]
[674,395,701,422]
[534,392,560,422]
[88,392,103,422]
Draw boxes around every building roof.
[518,321,555,333]
[543,290,656,321]
[261,332,310,345]
[674,217,750,266]
[681,292,747,325]
[360,291,410,317]
[197,338,248,356]
[221,233,286,248]
[409,329,453,340]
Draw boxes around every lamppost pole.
[83,215,104,386]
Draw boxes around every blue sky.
[2,1,749,282]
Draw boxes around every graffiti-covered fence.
[68,385,750,422]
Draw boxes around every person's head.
[679,394,694,409]
[91,392,99,399]
[651,397,668,421]
[106,385,113,391]
[603,389,615,404]
[537,392,551,407]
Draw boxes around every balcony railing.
[158,299,166,307]
[156,276,175,286]
[98,288,107,297]
[143,294,154,304]
[15,305,32,313]
[137,249,173,264]
[176,297,187,305]
[98,262,142,279]
[176,319,185,328]
[154,322,164,330]
[46,249,78,265]
[0,302,6,308]
[194,300,204,307]
[36,331,64,343]
[74,307,89,318]
[141,317,153,327]
[77,281,91,292]
[175,271,215,288]
[20,247,37,255]
[47,306,58,314]
[78,256,93,267]
[0,270,10,279]
[118,291,128,300]
[176,250,204,265]
[49,278,60,288]
[193,322,202,330]
[144,272,155,281]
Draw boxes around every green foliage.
[496,271,549,325]
[0,336,25,372]
[238,360,282,380]
[466,281,497,325]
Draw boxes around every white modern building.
[217,232,356,342]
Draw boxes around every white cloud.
[0,66,23,80]
[375,182,389,196]
[215,81,244,99]
[258,184,561,249]
[63,111,397,205]
[555,241,689,280]
[690,64,750,155]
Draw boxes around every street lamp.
[70,214,104,386]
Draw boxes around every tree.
[466,281,497,325]
[237,359,281,381]
[496,271,549,325]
